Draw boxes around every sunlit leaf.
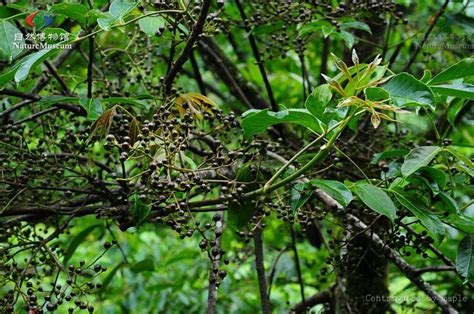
[241,108,324,139]
[139,16,165,36]
[305,84,332,121]
[0,19,24,61]
[429,58,474,84]
[383,73,435,110]
[311,179,352,207]
[353,183,397,220]
[401,146,442,177]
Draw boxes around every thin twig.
[267,245,289,297]
[87,36,94,98]
[190,50,207,95]
[290,226,305,305]
[164,0,212,92]
[413,265,456,276]
[402,0,450,71]
[235,0,278,111]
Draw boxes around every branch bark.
[346,214,458,314]
[291,289,332,313]
[235,0,278,111]
[254,227,271,314]
[164,0,212,93]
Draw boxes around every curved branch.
[291,289,332,313]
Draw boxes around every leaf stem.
[258,109,357,196]
[263,109,361,191]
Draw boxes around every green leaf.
[97,0,137,30]
[0,19,24,62]
[130,258,155,273]
[14,47,58,83]
[429,58,474,85]
[446,147,474,169]
[456,235,474,284]
[394,192,445,243]
[109,1,137,18]
[353,183,397,220]
[79,98,103,120]
[63,224,101,264]
[420,70,432,83]
[370,149,409,164]
[97,14,116,30]
[345,64,387,96]
[406,176,439,195]
[0,6,21,19]
[228,164,258,229]
[241,109,324,139]
[365,87,390,101]
[99,262,125,296]
[38,95,80,105]
[383,73,435,109]
[447,99,465,125]
[322,25,335,38]
[339,30,354,48]
[340,21,372,34]
[444,215,474,233]
[431,83,474,100]
[251,21,285,36]
[401,146,442,177]
[130,194,151,224]
[311,179,353,207]
[51,3,88,26]
[289,183,311,214]
[437,191,460,214]
[305,84,332,121]
[298,20,329,37]
[418,166,447,189]
[138,16,165,36]
[455,164,474,177]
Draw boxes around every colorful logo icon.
[25,10,54,29]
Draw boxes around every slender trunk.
[254,227,271,314]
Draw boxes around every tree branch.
[290,226,305,305]
[235,0,278,111]
[402,0,450,71]
[346,214,458,314]
[313,190,458,313]
[413,266,456,276]
[291,289,332,313]
[87,36,94,98]
[254,226,271,314]
[164,0,212,93]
